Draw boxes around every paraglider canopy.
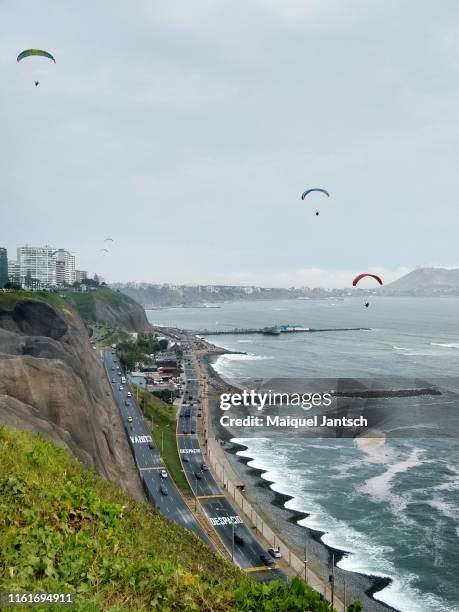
[301,188,330,200]
[352,273,383,287]
[17,49,56,63]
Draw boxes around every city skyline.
[0,243,88,289]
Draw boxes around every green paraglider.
[17,49,56,86]
[17,49,56,64]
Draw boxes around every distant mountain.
[380,268,459,295]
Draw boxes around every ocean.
[147,297,459,612]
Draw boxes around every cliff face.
[95,293,150,331]
[0,297,144,500]
[67,288,150,331]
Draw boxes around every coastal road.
[103,348,211,545]
[178,349,285,581]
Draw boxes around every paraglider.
[17,49,56,63]
[104,238,114,243]
[352,274,383,308]
[99,248,109,254]
[301,188,330,216]
[17,49,56,86]
[352,273,383,287]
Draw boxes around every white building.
[17,245,57,288]
[75,270,88,283]
[8,260,20,284]
[55,249,76,286]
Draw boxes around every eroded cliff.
[0,295,144,500]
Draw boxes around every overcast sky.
[1,1,458,287]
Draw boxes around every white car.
[268,547,282,559]
[160,470,168,479]
[127,392,132,398]
[119,385,124,391]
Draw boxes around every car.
[268,547,282,559]
[160,484,168,496]
[182,455,189,463]
[201,463,208,471]
[160,470,168,479]
[125,400,130,407]
[111,366,115,371]
[234,532,244,545]
[119,385,124,391]
[148,442,154,449]
[190,429,196,434]
[127,391,132,398]
[112,378,115,383]
[260,553,274,566]
[194,471,202,480]
[127,416,133,423]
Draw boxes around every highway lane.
[178,349,285,580]
[103,348,211,544]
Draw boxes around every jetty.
[194,324,371,336]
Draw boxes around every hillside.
[0,291,143,499]
[380,267,459,295]
[0,425,341,611]
[66,287,150,331]
[0,424,243,611]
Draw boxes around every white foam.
[431,342,459,349]
[360,447,424,515]
[211,353,273,377]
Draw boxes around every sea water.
[148,297,459,612]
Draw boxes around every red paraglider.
[352,273,383,287]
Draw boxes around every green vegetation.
[118,333,169,370]
[0,423,240,611]
[93,324,129,347]
[0,290,66,310]
[65,287,123,324]
[135,388,189,491]
[151,388,180,404]
[0,424,359,611]
[236,577,348,611]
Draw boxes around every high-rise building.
[17,245,57,288]
[75,270,88,283]
[8,260,20,285]
[55,249,76,286]
[0,248,8,288]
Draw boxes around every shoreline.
[201,348,397,612]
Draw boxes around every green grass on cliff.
[0,290,66,310]
[0,424,350,611]
[0,423,241,611]
[65,288,123,324]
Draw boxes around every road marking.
[208,515,243,526]
[243,566,275,573]
[197,494,225,500]
[139,466,164,471]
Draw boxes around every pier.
[194,325,371,336]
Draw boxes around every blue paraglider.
[301,188,330,216]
